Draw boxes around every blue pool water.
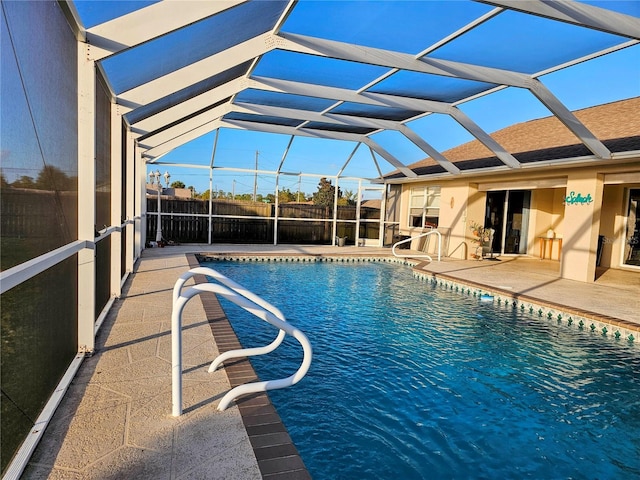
[202,260,640,479]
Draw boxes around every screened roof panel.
[101,1,288,93]
[69,0,640,183]
[407,113,478,153]
[280,0,494,54]
[223,112,304,128]
[73,1,158,29]
[126,61,252,125]
[370,130,430,166]
[329,103,423,122]
[137,96,231,142]
[428,9,632,74]
[368,71,500,103]
[233,90,337,112]
[301,122,377,135]
[251,51,390,90]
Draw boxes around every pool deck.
[21,244,639,480]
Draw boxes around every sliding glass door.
[623,188,640,267]
[485,190,531,255]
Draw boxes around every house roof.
[385,96,640,180]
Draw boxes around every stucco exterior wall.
[560,172,604,282]
[392,159,640,281]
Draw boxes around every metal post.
[149,169,169,244]
[156,181,162,243]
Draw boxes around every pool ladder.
[392,228,442,262]
[171,266,312,415]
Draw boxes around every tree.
[312,177,341,207]
[170,180,185,189]
[343,189,357,206]
[35,165,76,191]
[278,187,300,203]
[11,175,36,189]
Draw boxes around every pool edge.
[412,262,640,345]
[186,253,312,480]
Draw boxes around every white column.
[273,174,279,246]
[110,103,123,297]
[355,179,362,246]
[77,42,96,354]
[379,186,387,247]
[135,146,146,255]
[208,167,213,244]
[125,130,136,270]
[332,177,339,244]
[560,172,604,282]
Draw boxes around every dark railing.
[146,197,382,245]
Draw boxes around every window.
[408,186,440,228]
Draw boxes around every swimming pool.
[202,259,640,479]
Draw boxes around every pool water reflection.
[203,260,640,480]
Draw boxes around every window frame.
[408,186,441,228]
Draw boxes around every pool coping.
[187,254,311,480]
[412,260,640,343]
[196,252,639,340]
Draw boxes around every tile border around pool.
[411,261,639,347]
[196,252,639,347]
[187,254,312,480]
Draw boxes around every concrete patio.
[21,244,639,479]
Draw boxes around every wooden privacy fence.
[146,197,382,245]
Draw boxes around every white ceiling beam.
[246,78,516,171]
[252,76,461,114]
[137,98,443,176]
[529,80,611,159]
[222,119,364,142]
[128,74,456,140]
[276,32,532,88]
[130,77,249,132]
[360,138,417,178]
[138,103,230,149]
[222,120,416,178]
[480,0,640,40]
[236,105,458,175]
[234,102,403,131]
[141,119,224,160]
[135,75,513,175]
[450,109,521,168]
[117,32,272,106]
[86,1,247,61]
[398,126,461,175]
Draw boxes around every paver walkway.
[24,252,262,479]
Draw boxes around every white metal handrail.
[173,267,287,370]
[171,267,312,415]
[392,229,442,262]
[1,217,142,295]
